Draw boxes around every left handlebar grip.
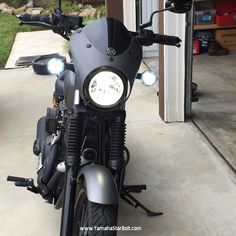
[18,13,51,24]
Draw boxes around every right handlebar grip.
[19,13,51,24]
[155,34,182,47]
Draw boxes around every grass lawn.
[0,3,105,69]
[0,13,43,69]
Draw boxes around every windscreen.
[82,18,132,56]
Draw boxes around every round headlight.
[88,71,125,107]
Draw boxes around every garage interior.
[191,0,236,172]
[108,0,236,170]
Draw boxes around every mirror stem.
[139,7,175,31]
[57,0,62,11]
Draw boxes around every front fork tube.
[60,166,77,236]
[108,113,126,192]
[97,112,126,192]
[60,112,83,236]
[98,118,106,166]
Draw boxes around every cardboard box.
[215,29,236,52]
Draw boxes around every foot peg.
[123,185,147,193]
[7,176,38,194]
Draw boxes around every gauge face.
[88,71,125,107]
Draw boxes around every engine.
[33,75,66,204]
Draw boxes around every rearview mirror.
[165,0,193,14]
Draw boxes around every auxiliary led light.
[141,70,158,87]
[47,58,65,75]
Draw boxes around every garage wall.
[123,0,136,31]
[142,0,159,57]
[163,7,186,122]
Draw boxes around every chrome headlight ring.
[84,68,128,109]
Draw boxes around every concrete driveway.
[1,67,236,236]
[5,30,68,69]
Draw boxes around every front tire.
[73,187,117,236]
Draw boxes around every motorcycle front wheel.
[73,186,117,236]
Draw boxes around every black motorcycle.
[7,0,192,235]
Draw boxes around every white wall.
[142,0,159,57]
[163,10,186,122]
[123,0,136,31]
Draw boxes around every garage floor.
[192,53,236,172]
[1,68,236,235]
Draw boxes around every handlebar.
[19,13,51,24]
[154,34,182,47]
[18,13,180,47]
[18,13,52,27]
[18,12,83,40]
[136,29,182,47]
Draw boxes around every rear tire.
[73,187,117,236]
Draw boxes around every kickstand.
[121,189,163,217]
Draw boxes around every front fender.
[77,164,118,205]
